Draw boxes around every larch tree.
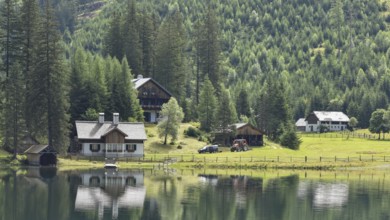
[157,98,184,145]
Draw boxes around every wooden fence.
[68,154,390,164]
[299,132,381,140]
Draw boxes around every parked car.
[198,145,219,153]
[230,139,249,152]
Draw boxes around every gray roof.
[132,77,172,96]
[295,118,306,127]
[75,121,147,141]
[24,145,54,154]
[313,111,350,122]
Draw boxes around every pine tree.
[198,77,217,132]
[139,13,156,77]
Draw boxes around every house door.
[310,126,313,132]
[144,112,151,122]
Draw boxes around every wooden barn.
[214,123,264,146]
[24,145,57,166]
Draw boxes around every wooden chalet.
[132,75,172,123]
[214,123,264,146]
[24,145,57,166]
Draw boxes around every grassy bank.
[3,124,390,170]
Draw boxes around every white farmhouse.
[75,113,147,158]
[304,111,350,132]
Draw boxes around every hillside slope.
[69,0,390,127]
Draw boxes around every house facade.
[305,111,350,132]
[132,75,172,123]
[75,113,147,158]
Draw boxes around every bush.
[280,125,301,150]
[184,126,201,138]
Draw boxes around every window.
[126,144,137,152]
[106,144,123,152]
[90,144,100,152]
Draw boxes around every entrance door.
[143,112,151,122]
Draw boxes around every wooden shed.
[213,123,264,146]
[24,145,57,166]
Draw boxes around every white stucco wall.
[81,143,144,157]
[305,122,347,132]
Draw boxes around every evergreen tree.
[155,11,186,99]
[216,86,237,145]
[195,5,221,91]
[1,0,23,152]
[139,13,156,77]
[236,88,251,118]
[69,47,89,121]
[157,98,184,145]
[21,0,40,134]
[104,13,123,60]
[198,77,217,132]
[123,0,142,75]
[30,0,70,152]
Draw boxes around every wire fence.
[298,132,383,140]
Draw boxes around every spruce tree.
[216,86,237,144]
[21,0,40,134]
[155,11,186,99]
[30,0,70,152]
[123,0,142,75]
[236,89,251,118]
[198,77,217,132]
[195,5,221,92]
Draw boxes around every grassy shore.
[2,124,390,170]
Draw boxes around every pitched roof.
[131,77,172,96]
[75,121,147,141]
[312,111,350,122]
[24,145,55,154]
[295,118,306,127]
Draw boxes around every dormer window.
[143,91,148,96]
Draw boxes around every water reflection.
[1,169,390,220]
[74,169,146,220]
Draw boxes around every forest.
[1,0,390,153]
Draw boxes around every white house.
[75,113,147,158]
[305,111,350,132]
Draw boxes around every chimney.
[137,74,143,79]
[98,113,105,123]
[113,113,119,125]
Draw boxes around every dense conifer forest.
[1,0,390,152]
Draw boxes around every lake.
[0,167,390,220]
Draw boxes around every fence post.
[385,156,386,162]
[305,156,307,163]
[216,157,218,163]
[348,156,349,162]
[359,155,361,161]
[277,156,279,162]
[372,155,374,162]
[320,156,322,162]
[290,156,292,162]
[192,155,194,162]
[335,156,336,162]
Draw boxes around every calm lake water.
[0,167,390,220]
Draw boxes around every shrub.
[184,126,201,138]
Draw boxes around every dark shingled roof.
[132,77,172,96]
[75,121,147,141]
